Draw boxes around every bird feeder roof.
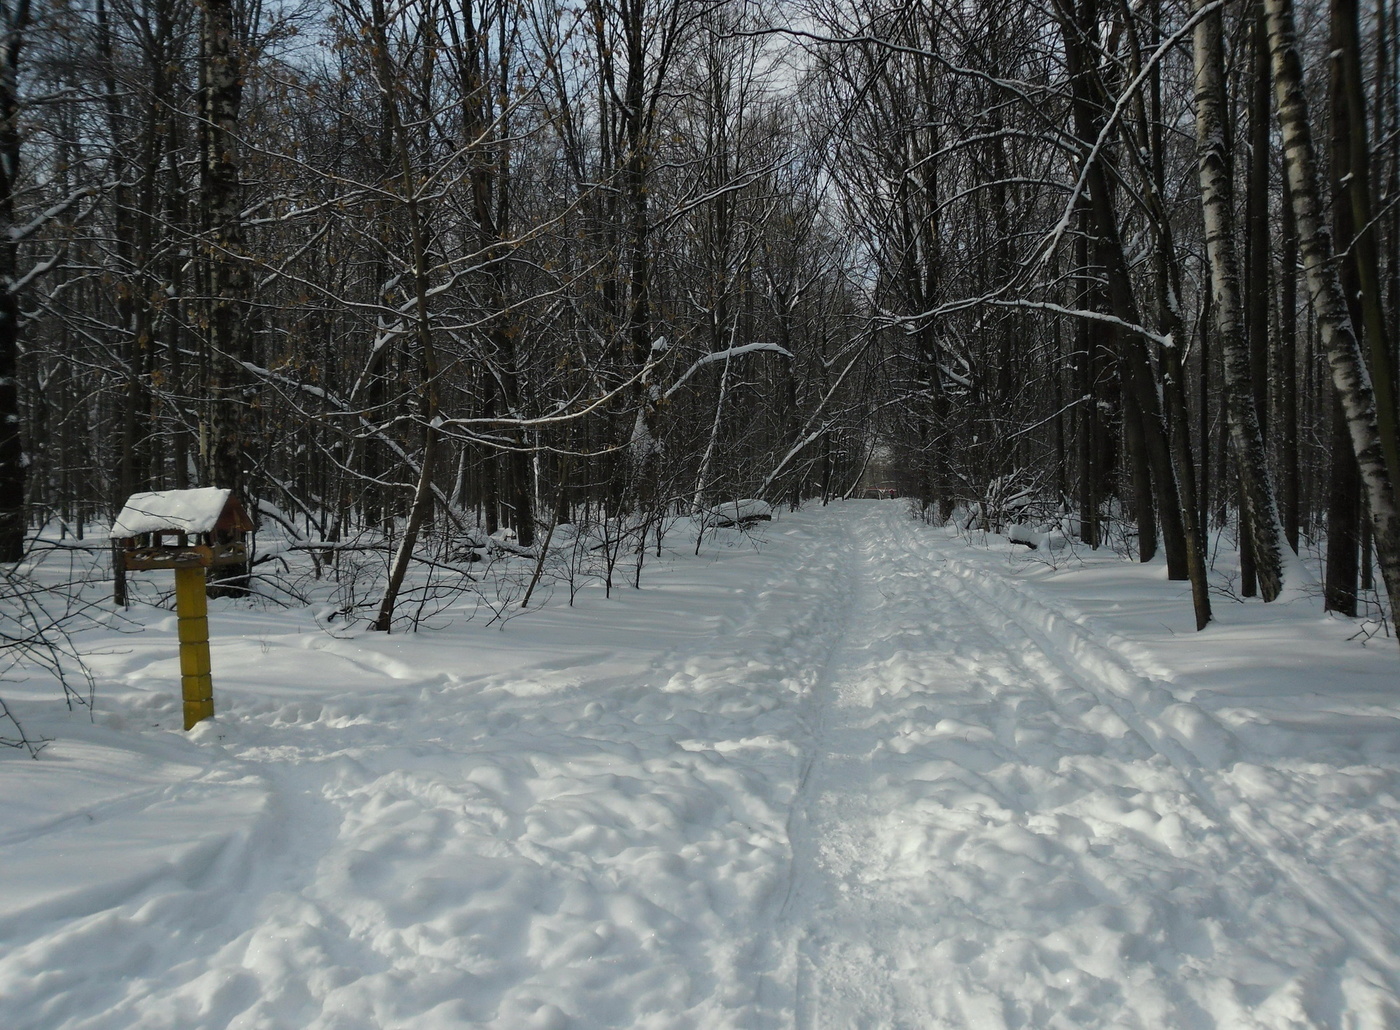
[110,488,251,539]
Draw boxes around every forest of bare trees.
[2,0,1399,636]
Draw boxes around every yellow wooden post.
[174,565,215,729]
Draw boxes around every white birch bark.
[1264,0,1400,623]
[1192,0,1288,601]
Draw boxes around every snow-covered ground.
[3,501,1399,1029]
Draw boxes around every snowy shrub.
[0,543,105,755]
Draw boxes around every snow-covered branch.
[662,342,794,401]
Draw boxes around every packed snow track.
[4,502,1399,1028]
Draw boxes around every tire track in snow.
[912,520,1400,999]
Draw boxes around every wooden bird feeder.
[112,487,253,572]
[110,488,253,730]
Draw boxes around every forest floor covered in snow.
[3,500,1399,1029]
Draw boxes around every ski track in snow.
[934,543,1400,997]
[4,502,1400,1028]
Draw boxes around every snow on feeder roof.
[111,488,252,571]
[110,488,246,538]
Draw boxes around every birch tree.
[1193,0,1287,601]
[1264,0,1400,625]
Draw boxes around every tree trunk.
[1325,397,1363,614]
[1121,370,1157,562]
[448,3,534,546]
[1140,0,1213,627]
[0,1,30,562]
[1076,221,1101,548]
[1333,0,1400,489]
[373,427,438,633]
[1325,4,1364,614]
[368,0,442,632]
[199,0,252,595]
[1193,0,1287,601]
[1094,0,1213,624]
[1280,173,1301,551]
[1334,0,1400,606]
[98,0,148,526]
[1265,0,1400,626]
[1241,1,1274,598]
[1064,0,1188,579]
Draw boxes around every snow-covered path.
[776,509,1399,1027]
[4,502,1400,1028]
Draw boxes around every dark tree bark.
[1242,1,1274,597]
[1324,0,1367,615]
[0,0,30,563]
[1333,0,1400,486]
[367,0,443,632]
[1335,0,1400,606]
[1121,366,1158,562]
[1280,173,1301,551]
[199,0,253,595]
[446,1,534,546]
[1127,0,1213,627]
[1075,215,1103,549]
[1325,397,1363,614]
[1063,0,1189,580]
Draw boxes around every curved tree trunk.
[1333,0,1400,489]
[1264,0,1400,628]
